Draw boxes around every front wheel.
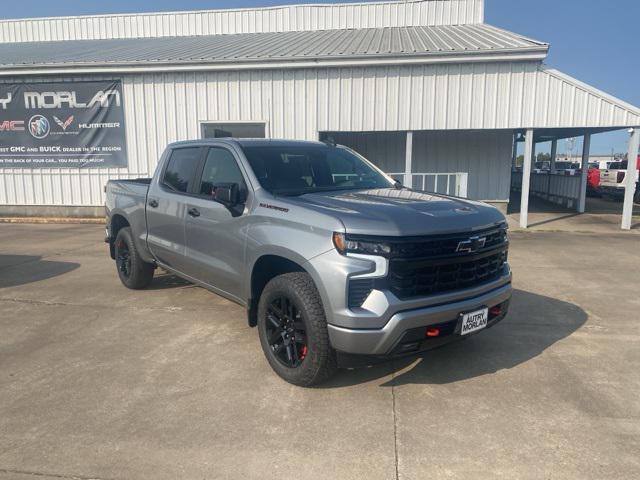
[114,227,154,289]
[257,272,337,387]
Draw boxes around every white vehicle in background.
[599,157,640,202]
[595,160,615,170]
[551,161,581,175]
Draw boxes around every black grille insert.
[345,225,509,305]
[389,247,508,299]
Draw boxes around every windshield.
[241,144,395,196]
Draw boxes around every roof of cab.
[168,138,329,148]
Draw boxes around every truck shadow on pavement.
[0,255,80,289]
[145,271,193,290]
[325,289,587,388]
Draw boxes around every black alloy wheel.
[265,296,308,368]
[257,272,337,386]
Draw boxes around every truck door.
[182,146,250,301]
[146,146,203,271]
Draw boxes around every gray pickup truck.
[105,139,512,386]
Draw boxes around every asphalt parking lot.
[1,224,639,480]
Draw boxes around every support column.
[577,134,591,213]
[550,139,558,171]
[622,128,640,230]
[404,131,413,188]
[520,129,534,228]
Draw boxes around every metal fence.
[511,171,582,208]
[389,172,469,198]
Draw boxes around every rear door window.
[162,147,202,193]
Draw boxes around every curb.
[0,217,104,224]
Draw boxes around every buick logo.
[28,115,50,139]
[456,236,486,254]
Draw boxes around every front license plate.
[460,308,488,336]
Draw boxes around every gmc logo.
[0,120,25,132]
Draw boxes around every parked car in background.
[552,161,581,174]
[595,160,615,170]
[104,139,512,386]
[599,156,640,201]
[534,160,550,173]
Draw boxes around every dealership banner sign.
[0,80,127,168]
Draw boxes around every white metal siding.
[412,130,512,200]
[2,61,639,207]
[0,0,485,43]
[328,131,407,173]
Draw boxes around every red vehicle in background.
[587,162,601,196]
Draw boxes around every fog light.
[489,305,502,318]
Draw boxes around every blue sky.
[2,0,638,154]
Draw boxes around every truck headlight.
[333,232,391,257]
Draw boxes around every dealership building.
[0,0,639,228]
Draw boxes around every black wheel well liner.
[248,255,306,327]
[109,214,130,259]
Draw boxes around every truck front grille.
[390,227,507,258]
[344,225,509,307]
[388,247,508,300]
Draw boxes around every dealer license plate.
[460,308,488,336]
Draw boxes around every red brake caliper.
[299,345,308,360]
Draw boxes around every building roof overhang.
[0,23,548,76]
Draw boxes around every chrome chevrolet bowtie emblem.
[456,236,486,253]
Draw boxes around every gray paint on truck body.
[105,138,512,356]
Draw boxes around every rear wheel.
[257,272,337,387]
[114,227,154,289]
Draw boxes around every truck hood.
[286,188,506,236]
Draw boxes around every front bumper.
[305,247,512,356]
[327,281,512,356]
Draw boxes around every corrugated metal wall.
[330,130,512,201]
[0,0,484,43]
[327,132,407,173]
[2,61,639,207]
[412,130,512,200]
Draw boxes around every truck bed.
[111,178,152,185]
[105,179,152,248]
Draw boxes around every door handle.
[148,198,159,208]
[187,207,201,218]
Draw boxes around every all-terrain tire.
[114,227,154,289]
[257,272,338,387]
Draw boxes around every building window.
[201,122,265,139]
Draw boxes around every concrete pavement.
[0,224,639,479]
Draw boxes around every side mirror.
[212,182,241,207]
